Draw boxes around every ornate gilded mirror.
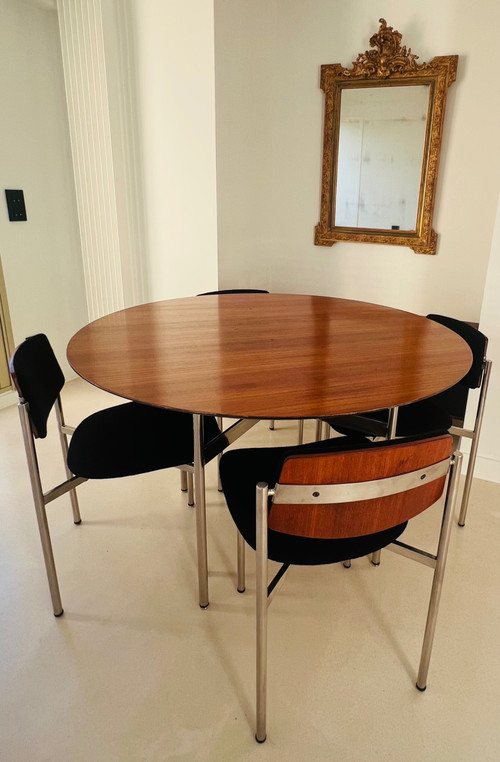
[315,19,458,254]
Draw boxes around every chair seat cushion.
[67,402,221,479]
[220,437,407,566]
[325,399,452,439]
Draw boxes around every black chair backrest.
[269,435,453,540]
[427,315,488,425]
[197,289,269,296]
[427,314,487,388]
[9,334,65,439]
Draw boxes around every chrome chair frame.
[18,389,261,615]
[322,355,491,527]
[451,358,492,526]
[17,392,205,616]
[17,394,86,616]
[252,449,462,742]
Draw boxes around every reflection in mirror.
[335,85,430,230]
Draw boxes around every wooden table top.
[67,294,472,420]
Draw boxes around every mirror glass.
[335,84,430,230]
[315,19,458,254]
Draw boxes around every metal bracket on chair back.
[273,459,450,505]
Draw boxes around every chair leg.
[256,483,269,743]
[416,452,462,690]
[187,471,194,507]
[55,398,81,524]
[237,531,246,592]
[33,493,64,617]
[269,420,275,430]
[19,404,64,616]
[458,447,476,527]
[217,454,223,492]
[68,488,82,525]
[297,420,304,445]
[180,470,188,492]
[315,419,323,441]
[387,406,399,439]
[458,360,492,527]
[371,550,381,566]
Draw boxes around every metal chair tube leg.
[256,482,268,742]
[217,417,223,491]
[458,360,492,527]
[193,415,209,608]
[315,419,323,441]
[387,406,399,439]
[237,530,246,593]
[180,470,188,492]
[19,404,63,616]
[297,419,304,445]
[217,454,223,492]
[416,451,462,690]
[187,471,194,506]
[55,398,81,524]
[372,407,415,569]
[269,420,275,430]
[371,550,381,565]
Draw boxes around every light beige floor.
[1,379,499,762]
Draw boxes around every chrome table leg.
[193,415,209,608]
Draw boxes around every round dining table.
[67,293,472,606]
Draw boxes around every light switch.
[5,189,27,221]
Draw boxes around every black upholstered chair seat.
[68,402,221,479]
[325,398,452,440]
[220,437,407,566]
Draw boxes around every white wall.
[215,0,500,481]
[214,0,500,319]
[128,0,218,300]
[475,197,500,482]
[0,0,87,375]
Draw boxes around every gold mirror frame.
[314,19,458,255]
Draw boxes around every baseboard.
[471,453,500,484]
[0,389,17,410]
[453,440,500,484]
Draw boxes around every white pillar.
[56,0,136,320]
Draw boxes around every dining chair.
[219,433,461,742]
[322,315,491,527]
[9,333,225,616]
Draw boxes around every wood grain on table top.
[67,294,472,420]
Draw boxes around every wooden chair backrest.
[268,435,453,539]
